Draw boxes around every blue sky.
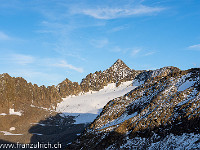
[0,0,200,86]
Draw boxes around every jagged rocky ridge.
[57,59,141,97]
[67,68,200,149]
[0,59,140,144]
[0,59,199,149]
[0,59,135,114]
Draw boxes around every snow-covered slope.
[67,68,200,150]
[56,81,138,124]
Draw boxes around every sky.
[0,0,200,86]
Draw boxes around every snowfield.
[56,81,138,124]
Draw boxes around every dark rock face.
[67,68,200,150]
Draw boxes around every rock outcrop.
[57,78,82,98]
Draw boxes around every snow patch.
[178,80,196,92]
[0,113,7,116]
[30,123,46,126]
[9,108,22,116]
[10,127,15,131]
[31,133,43,135]
[56,81,138,124]
[0,131,23,135]
[101,112,138,129]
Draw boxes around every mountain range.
[0,59,199,149]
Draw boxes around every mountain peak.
[116,59,123,63]
[114,59,124,65]
[110,59,130,71]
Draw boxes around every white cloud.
[0,31,11,40]
[54,60,83,73]
[10,69,64,86]
[77,5,165,20]
[10,54,35,65]
[144,51,156,56]
[111,46,122,52]
[131,48,141,56]
[0,54,35,65]
[188,44,200,51]
[90,39,109,48]
[0,31,24,42]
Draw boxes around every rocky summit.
[0,59,199,150]
[80,59,141,92]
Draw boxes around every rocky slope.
[0,73,61,111]
[0,73,61,143]
[67,68,200,150]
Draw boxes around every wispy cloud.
[11,54,35,65]
[0,31,24,42]
[144,51,156,56]
[53,60,83,73]
[0,54,35,65]
[90,38,109,48]
[1,53,84,73]
[111,46,122,52]
[10,69,64,86]
[76,5,165,20]
[0,31,11,40]
[131,48,141,56]
[188,44,200,51]
[110,46,156,57]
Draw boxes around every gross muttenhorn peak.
[109,59,130,71]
